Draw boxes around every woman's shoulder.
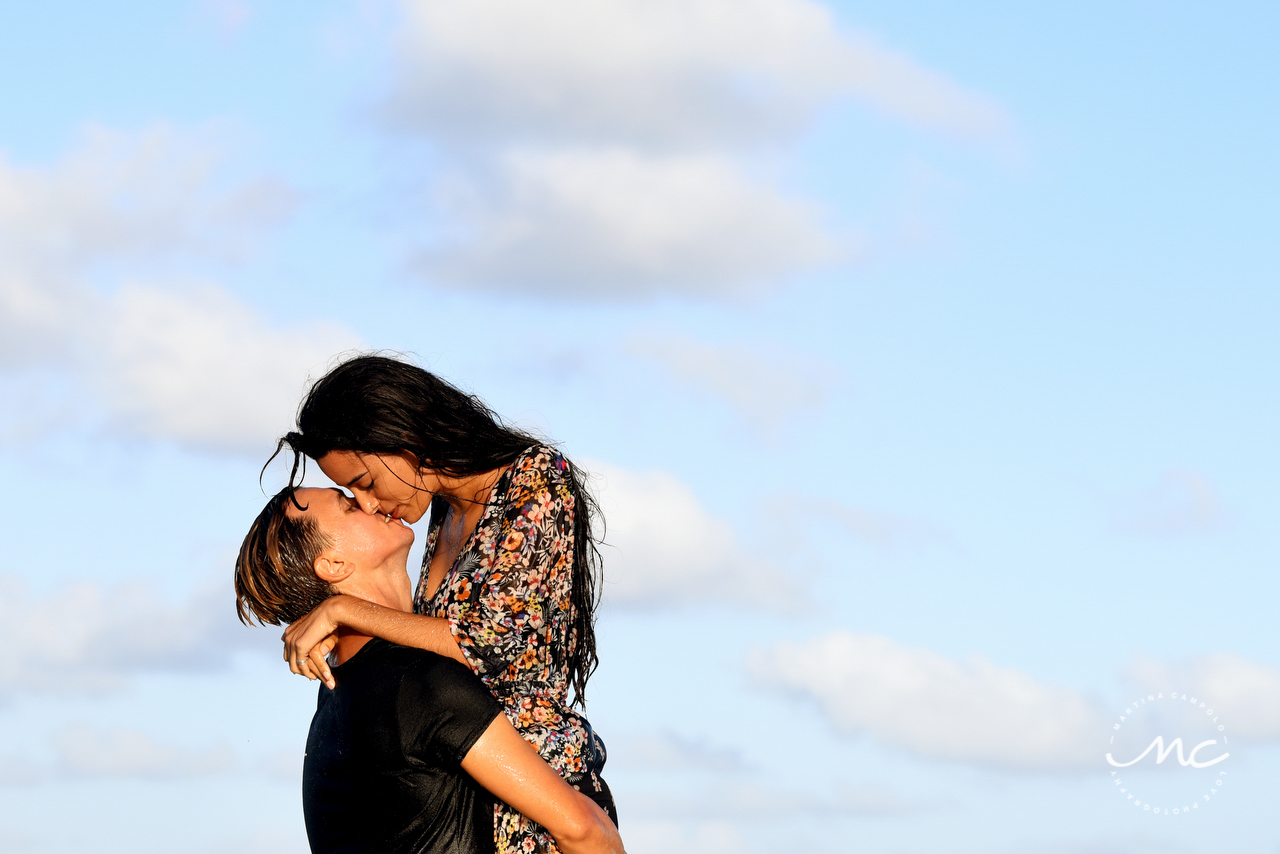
[512,443,568,473]
[505,444,572,501]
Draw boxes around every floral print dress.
[414,444,606,854]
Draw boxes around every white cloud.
[627,332,831,426]
[1128,653,1280,742]
[88,284,357,453]
[0,126,361,454]
[989,836,1181,854]
[629,781,915,821]
[0,754,44,787]
[385,0,1009,299]
[591,462,794,609]
[389,0,1009,148]
[613,731,745,773]
[0,123,291,280]
[819,500,949,548]
[55,725,236,779]
[257,747,305,782]
[199,0,254,39]
[753,631,1105,770]
[422,148,836,298]
[621,820,749,854]
[1111,470,1222,537]
[0,575,258,699]
[216,830,312,854]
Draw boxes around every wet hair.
[234,488,334,626]
[266,354,602,707]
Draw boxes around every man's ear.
[314,555,354,585]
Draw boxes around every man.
[235,486,624,854]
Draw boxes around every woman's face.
[317,450,438,524]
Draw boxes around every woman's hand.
[283,596,350,688]
[292,632,338,688]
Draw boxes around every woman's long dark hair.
[268,354,601,707]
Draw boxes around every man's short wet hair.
[234,488,334,626]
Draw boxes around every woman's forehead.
[320,449,363,467]
[318,450,374,482]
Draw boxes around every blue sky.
[0,1,1277,852]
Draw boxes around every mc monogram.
[1106,736,1228,768]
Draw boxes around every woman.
[272,355,613,854]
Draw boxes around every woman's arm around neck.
[283,594,466,688]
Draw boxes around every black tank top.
[302,639,502,854]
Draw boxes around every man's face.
[287,487,416,573]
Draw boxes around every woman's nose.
[361,496,380,514]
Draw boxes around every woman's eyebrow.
[344,471,369,487]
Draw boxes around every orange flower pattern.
[414,445,603,854]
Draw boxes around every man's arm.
[461,716,624,854]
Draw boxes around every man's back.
[303,639,502,854]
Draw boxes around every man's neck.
[333,626,375,665]
[330,562,413,666]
